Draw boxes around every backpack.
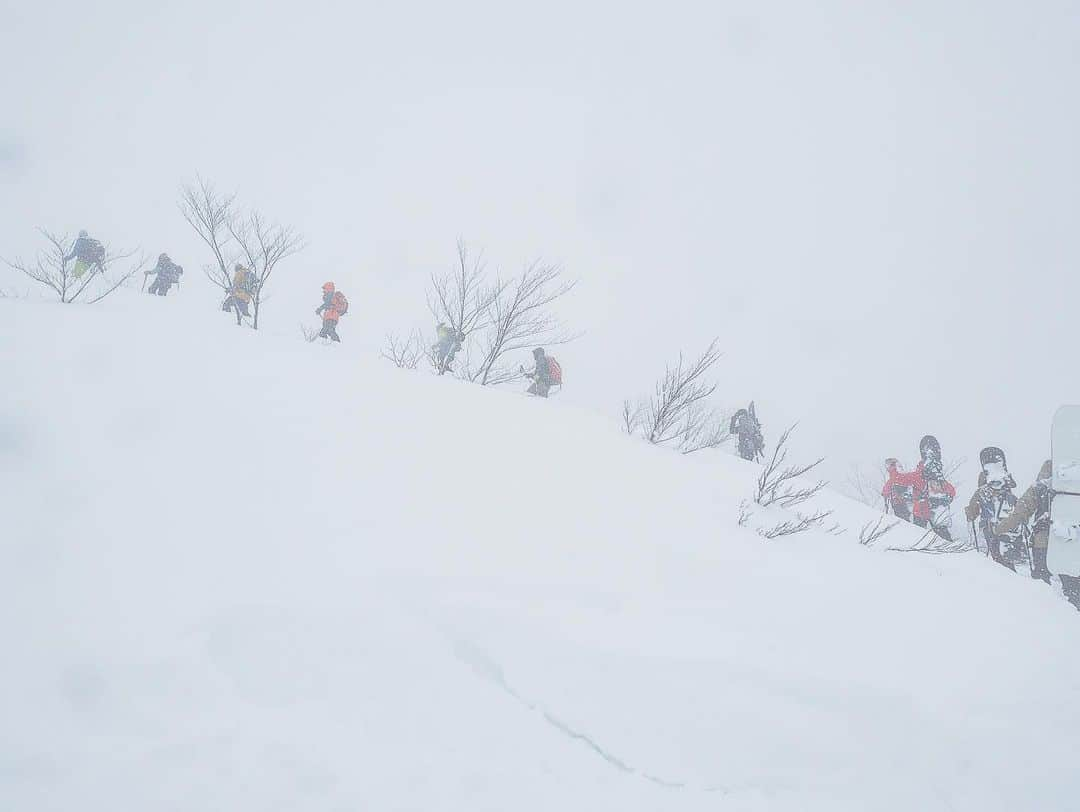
[84,239,105,263]
[332,290,349,316]
[546,356,562,385]
[237,269,257,293]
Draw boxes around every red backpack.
[332,290,349,316]
[546,356,563,386]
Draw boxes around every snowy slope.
[3,293,1080,811]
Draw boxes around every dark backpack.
[83,239,105,263]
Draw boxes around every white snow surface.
[3,293,1080,811]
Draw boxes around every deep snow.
[2,292,1079,811]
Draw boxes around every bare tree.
[228,211,305,329]
[858,515,900,546]
[3,230,144,304]
[382,331,426,369]
[467,260,578,386]
[624,339,729,454]
[179,178,236,293]
[427,240,501,375]
[754,424,827,508]
[179,177,304,329]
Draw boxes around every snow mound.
[3,293,1079,811]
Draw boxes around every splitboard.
[1049,405,1080,576]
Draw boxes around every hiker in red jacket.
[881,458,913,521]
[896,458,956,540]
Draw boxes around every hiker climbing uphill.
[964,447,1023,568]
[896,435,956,540]
[222,264,257,324]
[64,230,106,279]
[432,322,463,373]
[523,347,562,397]
[730,402,764,461]
[315,281,349,342]
[145,253,183,296]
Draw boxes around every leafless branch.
[180,177,305,329]
[426,240,502,375]
[885,526,972,554]
[179,177,236,293]
[737,500,753,528]
[227,210,305,329]
[624,339,729,454]
[3,230,143,304]
[754,424,827,508]
[859,515,901,546]
[382,331,426,369]
[468,259,579,386]
[759,509,833,539]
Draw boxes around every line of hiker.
[883,438,1080,611]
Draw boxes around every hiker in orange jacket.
[315,281,348,342]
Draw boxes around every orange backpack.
[331,290,349,316]
[547,356,563,385]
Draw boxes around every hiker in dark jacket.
[525,347,553,398]
[145,253,184,296]
[730,402,764,461]
[64,230,106,278]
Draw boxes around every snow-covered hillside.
[3,293,1079,811]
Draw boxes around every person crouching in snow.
[315,281,349,342]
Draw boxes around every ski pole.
[1023,524,1035,576]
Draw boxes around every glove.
[314,309,321,316]
[964,504,979,522]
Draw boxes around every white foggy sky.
[2,0,1079,486]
